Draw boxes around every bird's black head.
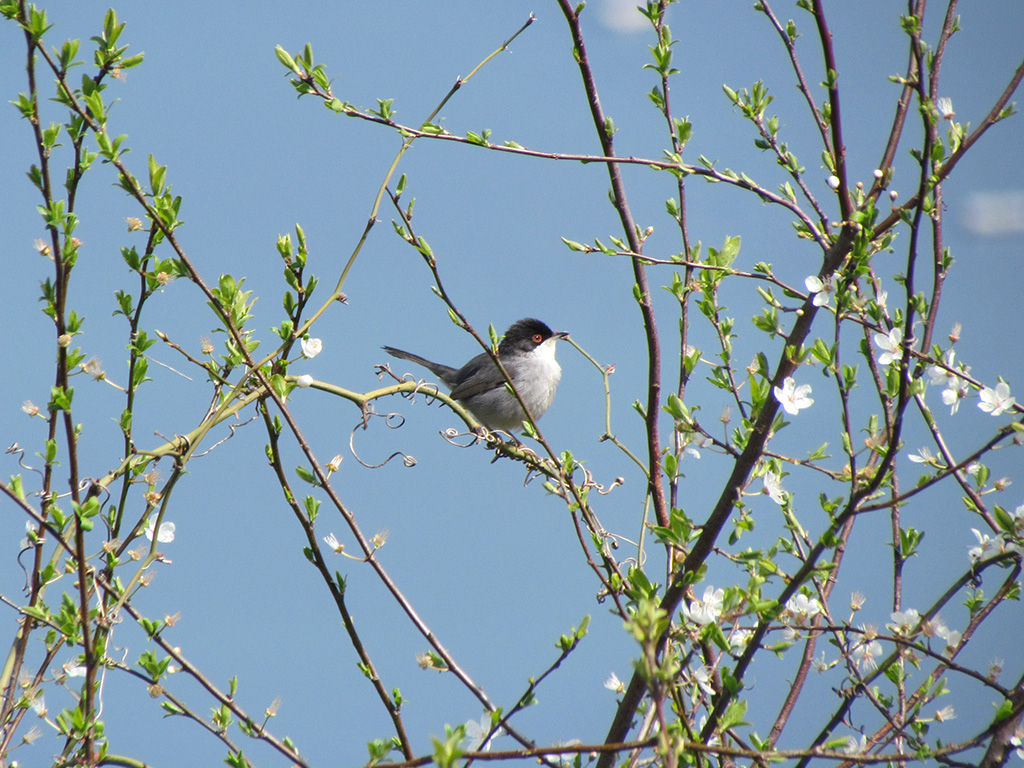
[499,318,567,356]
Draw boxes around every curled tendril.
[596,476,626,495]
[602,531,637,558]
[378,363,445,405]
[405,378,444,405]
[523,465,553,488]
[192,414,258,458]
[541,458,623,497]
[5,443,44,481]
[441,427,485,448]
[348,407,417,469]
[82,478,111,508]
[382,412,406,429]
[153,431,192,456]
[351,450,417,470]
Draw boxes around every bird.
[383,318,568,432]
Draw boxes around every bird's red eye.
[532,333,543,343]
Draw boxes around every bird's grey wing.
[447,352,507,401]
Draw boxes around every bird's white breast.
[517,338,562,417]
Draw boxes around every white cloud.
[963,190,1024,236]
[596,0,649,33]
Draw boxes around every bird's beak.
[554,330,569,340]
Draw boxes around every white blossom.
[804,274,836,307]
[763,472,785,505]
[786,593,822,621]
[941,379,969,414]
[63,659,87,678]
[682,585,725,627]
[927,349,972,414]
[1011,505,1024,537]
[940,631,961,656]
[968,528,995,562]
[729,627,752,651]
[144,516,176,543]
[463,713,504,752]
[990,658,1005,680]
[874,326,903,366]
[323,533,344,554]
[1010,725,1024,759]
[844,735,868,755]
[680,438,707,461]
[604,672,625,693]
[690,665,715,696]
[852,637,883,670]
[774,377,814,415]
[19,520,37,550]
[927,350,958,386]
[978,381,1015,416]
[908,447,936,465]
[25,681,46,716]
[301,337,323,359]
[887,609,920,635]
[933,618,962,656]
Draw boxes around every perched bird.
[383,318,567,432]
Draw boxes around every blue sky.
[2,1,1023,765]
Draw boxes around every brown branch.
[809,0,853,222]
[555,0,669,536]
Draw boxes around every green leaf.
[899,526,924,559]
[719,698,748,731]
[50,386,74,412]
[625,567,659,601]
[161,701,185,716]
[663,452,678,479]
[148,155,167,194]
[295,465,317,485]
[717,235,740,266]
[119,52,144,69]
[806,443,829,461]
[274,45,299,73]
[432,725,466,768]
[271,374,289,399]
[674,117,692,146]
[810,338,834,366]
[663,392,688,420]
[992,505,1015,535]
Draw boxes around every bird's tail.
[382,346,458,385]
